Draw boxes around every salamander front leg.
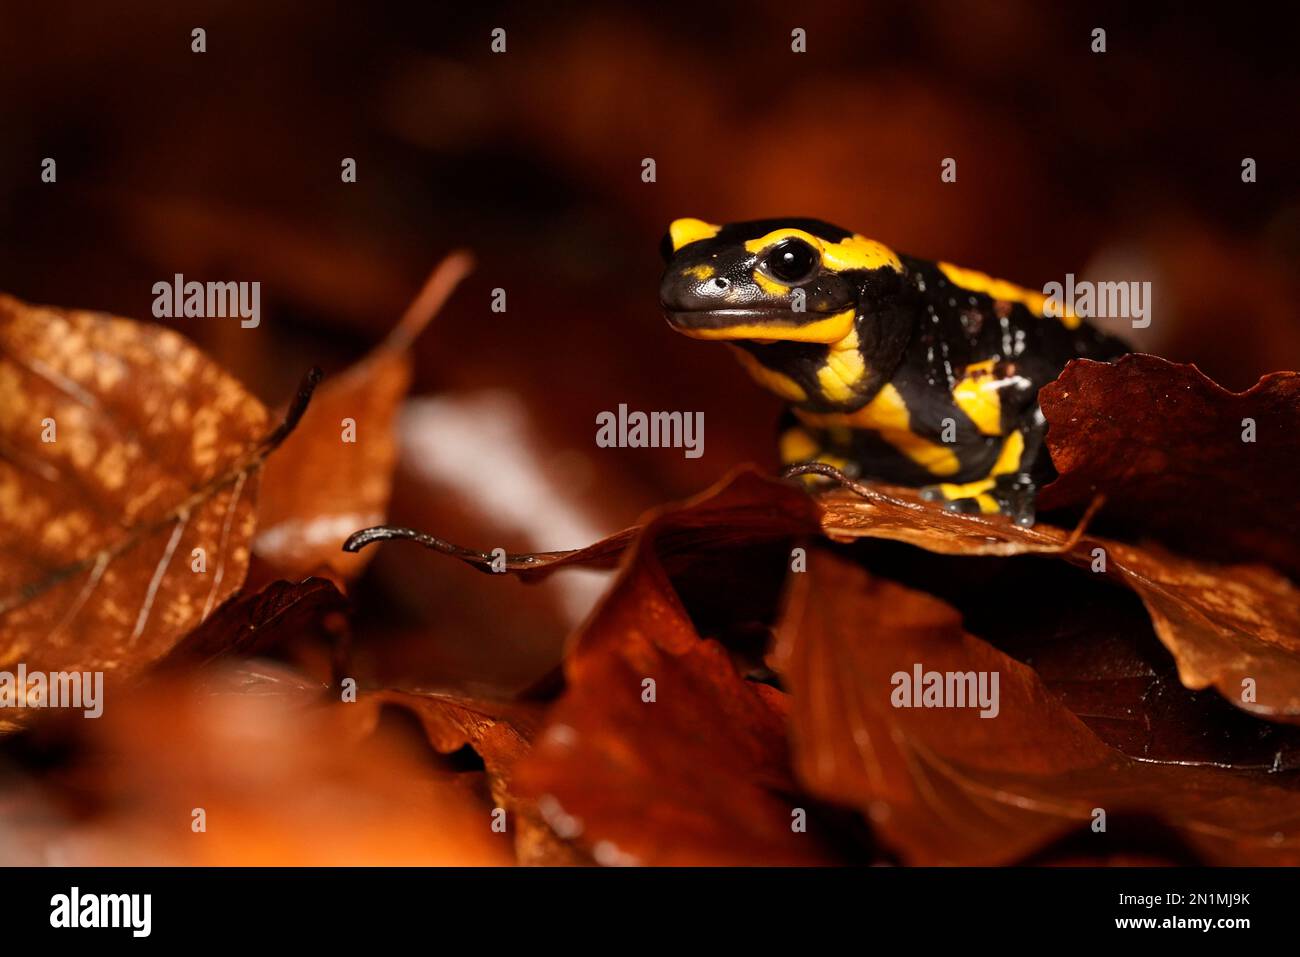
[777,417,860,488]
[919,408,1046,527]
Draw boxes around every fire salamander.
[658,217,1128,526]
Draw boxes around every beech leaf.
[2,665,512,865]
[773,551,1300,865]
[0,295,316,682]
[354,463,1300,722]
[511,475,837,865]
[255,253,474,585]
[816,477,1300,722]
[160,576,347,668]
[1038,354,1300,577]
[342,690,584,865]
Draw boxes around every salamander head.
[658,217,904,345]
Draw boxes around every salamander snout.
[658,264,747,314]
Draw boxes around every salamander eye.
[763,238,819,284]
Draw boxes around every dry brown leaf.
[1092,538,1300,723]
[773,551,1300,865]
[0,294,313,683]
[159,576,348,668]
[358,462,1300,722]
[1,664,512,865]
[341,690,584,865]
[512,475,837,866]
[816,478,1300,722]
[254,253,474,585]
[342,466,816,581]
[1038,354,1300,576]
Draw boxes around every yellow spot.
[938,262,1082,330]
[796,384,960,477]
[744,228,903,274]
[816,328,868,403]
[822,235,904,273]
[753,271,789,296]
[93,441,130,491]
[677,307,855,344]
[684,264,715,281]
[728,347,808,402]
[744,228,817,256]
[779,426,820,463]
[669,218,721,251]
[936,429,1025,500]
[952,359,1003,436]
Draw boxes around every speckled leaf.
[0,294,298,687]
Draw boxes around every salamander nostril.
[711,277,729,290]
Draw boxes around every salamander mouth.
[664,307,856,344]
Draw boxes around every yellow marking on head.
[743,227,821,256]
[938,262,1082,330]
[816,328,869,403]
[795,383,961,477]
[779,426,821,463]
[952,358,1003,436]
[676,307,856,344]
[936,429,1026,500]
[684,264,715,281]
[743,228,903,274]
[670,218,721,251]
[728,346,808,402]
[821,235,903,273]
[753,271,790,296]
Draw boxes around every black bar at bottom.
[0,866,1279,943]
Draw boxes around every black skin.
[659,218,1128,526]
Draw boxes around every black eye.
[764,239,819,283]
